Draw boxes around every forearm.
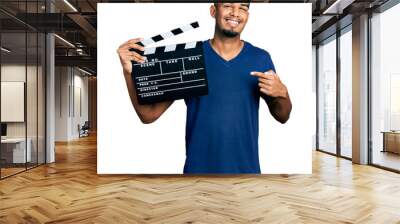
[269,87,292,123]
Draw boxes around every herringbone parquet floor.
[1,134,400,224]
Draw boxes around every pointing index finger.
[250,71,275,80]
[264,69,275,75]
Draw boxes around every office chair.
[79,121,90,138]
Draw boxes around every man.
[117,3,292,174]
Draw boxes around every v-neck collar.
[206,39,248,67]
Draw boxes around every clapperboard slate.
[130,22,208,104]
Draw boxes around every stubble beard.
[221,29,239,38]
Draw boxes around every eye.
[223,3,232,8]
[240,6,249,11]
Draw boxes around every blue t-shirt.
[183,39,275,174]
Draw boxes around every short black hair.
[214,2,251,9]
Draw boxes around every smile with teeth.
[226,18,240,27]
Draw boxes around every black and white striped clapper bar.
[130,21,208,104]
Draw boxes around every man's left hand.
[250,70,288,98]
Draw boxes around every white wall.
[55,66,89,141]
[55,66,70,141]
[73,73,89,137]
[98,3,312,174]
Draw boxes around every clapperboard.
[130,22,208,104]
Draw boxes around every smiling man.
[117,3,292,174]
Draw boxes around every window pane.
[1,19,28,177]
[27,31,38,169]
[318,37,337,154]
[26,0,40,170]
[38,32,45,165]
[371,3,400,171]
[340,29,352,158]
[0,1,46,179]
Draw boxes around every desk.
[381,131,400,154]
[1,138,31,163]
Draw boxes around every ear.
[210,4,216,18]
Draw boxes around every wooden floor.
[0,167,26,178]
[1,162,45,178]
[1,134,400,224]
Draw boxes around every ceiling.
[0,0,393,75]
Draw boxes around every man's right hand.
[117,38,147,75]
[117,38,174,124]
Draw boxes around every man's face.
[211,3,250,38]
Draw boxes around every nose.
[230,6,240,17]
